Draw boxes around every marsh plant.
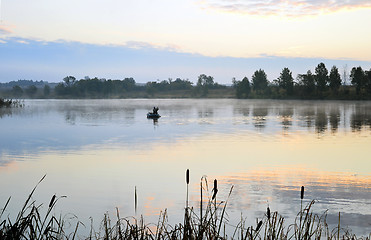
[0,98,24,108]
[1,173,370,239]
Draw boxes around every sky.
[0,0,371,84]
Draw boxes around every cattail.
[212,179,218,200]
[134,186,137,215]
[301,186,304,200]
[186,169,189,185]
[267,206,271,220]
[256,220,263,231]
[49,194,56,208]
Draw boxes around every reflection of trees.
[65,111,77,125]
[234,105,250,117]
[296,105,316,129]
[315,108,328,133]
[0,108,12,118]
[233,103,251,125]
[329,106,340,133]
[252,106,268,129]
[198,108,214,118]
[61,105,137,125]
[351,105,371,131]
[123,108,136,123]
[278,107,293,130]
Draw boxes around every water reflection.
[278,107,293,131]
[351,104,371,131]
[252,105,268,129]
[298,106,316,129]
[0,99,370,235]
[329,106,340,133]
[315,108,328,133]
[216,168,371,232]
[0,108,12,118]
[1,99,371,163]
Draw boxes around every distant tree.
[54,83,66,96]
[315,62,329,92]
[159,80,170,91]
[365,69,371,94]
[233,77,251,98]
[329,66,342,94]
[43,85,51,96]
[196,74,214,96]
[63,76,76,87]
[170,78,193,90]
[252,69,268,94]
[277,67,294,95]
[298,70,316,95]
[145,81,156,96]
[122,78,136,91]
[11,85,23,98]
[25,85,37,97]
[350,66,365,95]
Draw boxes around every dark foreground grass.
[1,173,370,240]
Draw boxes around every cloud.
[1,37,370,84]
[16,39,29,44]
[198,0,371,17]
[124,41,182,52]
[0,25,12,34]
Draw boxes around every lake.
[0,99,370,236]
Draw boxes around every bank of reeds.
[1,172,370,240]
[0,98,24,108]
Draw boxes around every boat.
[147,106,160,119]
[147,112,161,119]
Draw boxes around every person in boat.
[153,107,159,114]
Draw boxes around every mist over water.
[0,99,370,235]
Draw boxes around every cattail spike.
[212,179,218,200]
[256,220,263,231]
[135,186,137,215]
[49,194,56,208]
[186,169,189,185]
[301,186,305,200]
[267,206,271,220]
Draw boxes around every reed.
[1,174,370,240]
[134,186,137,216]
[0,98,24,108]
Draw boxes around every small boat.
[147,112,161,119]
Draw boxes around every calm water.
[1,99,370,236]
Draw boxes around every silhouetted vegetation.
[0,98,23,108]
[1,63,371,99]
[233,63,371,100]
[1,174,370,239]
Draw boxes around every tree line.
[0,63,370,99]
[0,75,226,98]
[233,63,371,100]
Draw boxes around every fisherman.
[153,106,159,114]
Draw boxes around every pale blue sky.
[1,0,371,84]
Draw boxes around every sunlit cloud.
[198,0,371,17]
[0,25,12,34]
[16,39,29,44]
[124,41,182,52]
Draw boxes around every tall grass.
[0,98,24,108]
[1,173,370,239]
